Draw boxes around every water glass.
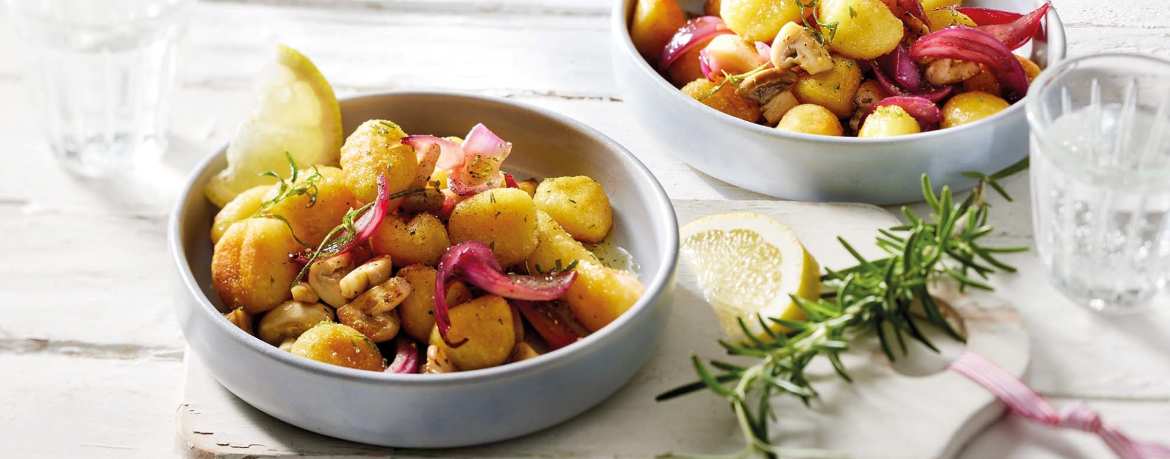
[3,0,194,177]
[1026,53,1170,314]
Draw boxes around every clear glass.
[3,0,194,177]
[1026,53,1170,314]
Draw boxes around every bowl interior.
[173,91,678,374]
[615,0,1066,142]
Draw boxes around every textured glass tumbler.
[1026,54,1170,314]
[4,0,193,177]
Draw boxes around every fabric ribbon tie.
[948,350,1170,459]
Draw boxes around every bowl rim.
[611,0,1067,146]
[169,90,680,386]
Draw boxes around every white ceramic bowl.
[612,0,1065,204]
[170,92,679,448]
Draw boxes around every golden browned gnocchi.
[212,218,303,314]
[525,213,643,331]
[629,0,687,64]
[370,212,451,266]
[261,166,357,247]
[564,261,646,332]
[775,104,844,136]
[211,185,270,244]
[290,322,385,371]
[533,176,614,243]
[819,0,903,60]
[339,119,418,204]
[447,188,538,267]
[429,295,516,371]
[858,105,922,137]
[682,78,762,122]
[397,264,473,342]
[527,210,599,273]
[720,0,804,43]
[941,91,1010,128]
[791,56,862,117]
[925,8,976,32]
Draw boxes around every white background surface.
[0,0,1167,457]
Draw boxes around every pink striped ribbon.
[949,350,1170,459]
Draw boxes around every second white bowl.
[611,0,1065,204]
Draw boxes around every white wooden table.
[0,0,1167,457]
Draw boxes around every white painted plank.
[0,354,183,459]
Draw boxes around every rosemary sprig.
[252,152,323,216]
[658,158,1030,459]
[246,153,323,247]
[800,0,839,45]
[699,64,773,101]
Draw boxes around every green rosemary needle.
[658,158,1030,459]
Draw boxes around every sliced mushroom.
[771,22,834,75]
[290,282,319,304]
[339,255,393,300]
[760,90,800,126]
[924,58,981,86]
[423,344,457,374]
[223,308,254,335]
[308,253,355,307]
[507,342,541,363]
[257,301,336,351]
[337,277,412,343]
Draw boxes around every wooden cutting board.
[176,199,1029,459]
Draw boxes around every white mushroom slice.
[771,22,834,75]
[507,342,541,363]
[290,282,319,304]
[924,58,981,86]
[339,256,393,301]
[336,277,411,343]
[256,301,336,351]
[308,253,355,308]
[424,345,457,374]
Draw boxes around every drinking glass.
[3,0,194,177]
[1026,53,1170,314]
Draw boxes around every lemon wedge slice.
[204,44,343,208]
[680,211,822,341]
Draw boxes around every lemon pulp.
[681,212,821,341]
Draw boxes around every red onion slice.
[952,6,1023,25]
[897,0,928,24]
[402,135,465,171]
[969,2,1049,50]
[504,173,519,189]
[434,241,577,346]
[698,48,713,80]
[870,96,943,130]
[877,46,923,93]
[871,58,954,102]
[448,124,511,196]
[909,28,1029,101]
[514,300,581,350]
[658,16,732,71]
[385,336,419,374]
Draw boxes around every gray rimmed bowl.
[170,92,679,448]
[612,0,1065,204]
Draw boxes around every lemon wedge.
[680,211,822,341]
[204,44,343,208]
